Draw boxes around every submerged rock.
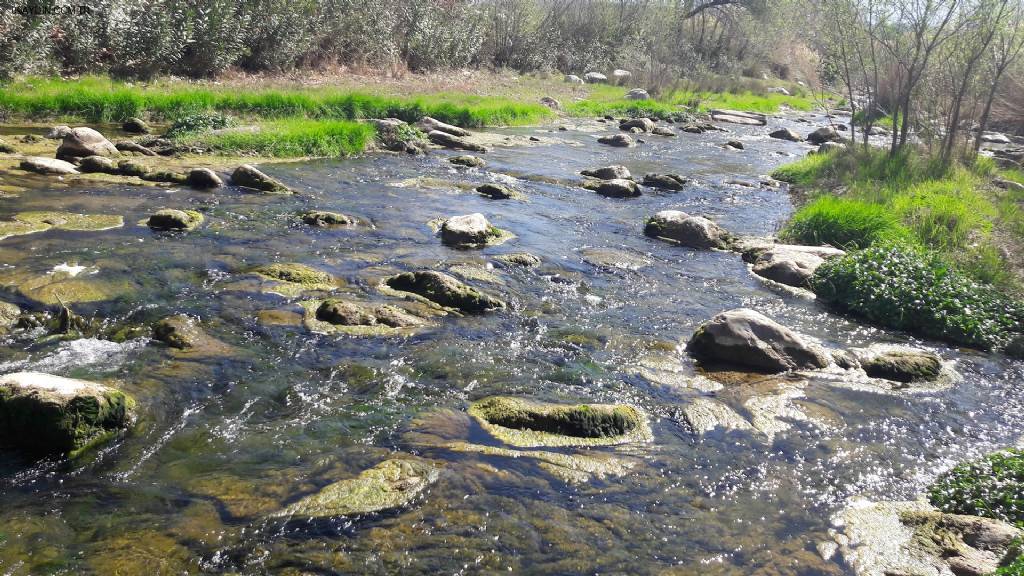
[251,263,335,289]
[385,270,504,312]
[427,130,487,153]
[683,397,753,434]
[301,210,355,226]
[833,499,1022,576]
[122,117,150,134]
[151,315,231,355]
[439,213,510,247]
[642,173,687,190]
[644,210,733,249]
[582,178,640,198]
[468,396,652,447]
[0,372,135,456]
[581,165,631,180]
[56,127,119,160]
[0,211,123,241]
[417,116,470,137]
[597,134,633,147]
[274,457,440,520]
[687,308,830,373]
[316,299,424,328]
[146,209,203,231]
[19,156,79,175]
[449,155,486,168]
[495,252,541,267]
[230,164,292,194]
[860,350,942,383]
[0,301,20,332]
[186,168,223,189]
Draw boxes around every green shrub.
[811,245,1024,350]
[781,196,912,249]
[928,449,1024,527]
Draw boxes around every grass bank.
[563,83,817,120]
[773,148,1024,350]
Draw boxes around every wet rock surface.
[230,164,292,194]
[468,396,651,447]
[644,210,733,249]
[385,270,504,312]
[147,209,203,231]
[687,308,831,372]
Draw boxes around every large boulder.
[19,156,79,175]
[859,349,942,383]
[385,270,504,312]
[806,126,840,144]
[644,210,733,249]
[230,164,292,194]
[440,213,504,247]
[597,134,633,147]
[0,372,135,456]
[428,130,487,153]
[186,168,223,189]
[687,308,831,372]
[584,72,608,83]
[416,116,470,137]
[581,165,631,180]
[768,128,803,142]
[582,178,640,198]
[748,245,844,288]
[274,458,440,520]
[620,118,655,133]
[56,127,119,160]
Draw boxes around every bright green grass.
[183,119,375,157]
[0,76,554,127]
[781,196,913,249]
[564,83,816,119]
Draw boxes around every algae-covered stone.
[449,155,486,168]
[0,300,20,331]
[0,138,16,153]
[476,183,516,200]
[495,252,541,267]
[439,213,511,247]
[274,457,440,519]
[147,209,203,231]
[860,350,942,383]
[186,168,223,189]
[0,372,135,456]
[152,315,204,350]
[252,263,334,287]
[302,298,427,336]
[468,396,652,447]
[0,211,123,241]
[446,440,635,484]
[78,155,118,174]
[301,210,355,226]
[385,270,504,312]
[230,164,292,194]
[15,272,135,306]
[88,530,195,575]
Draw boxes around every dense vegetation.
[929,449,1024,527]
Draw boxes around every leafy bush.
[928,449,1024,527]
[782,196,912,249]
[811,245,1024,350]
[164,112,234,138]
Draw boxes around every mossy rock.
[146,209,203,231]
[861,350,942,383]
[88,530,195,575]
[301,210,356,226]
[15,272,136,306]
[273,457,440,520]
[0,211,123,241]
[0,372,135,457]
[384,270,504,313]
[495,252,541,267]
[468,396,651,447]
[249,263,339,297]
[445,440,635,483]
[300,299,428,337]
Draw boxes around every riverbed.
[0,115,1021,575]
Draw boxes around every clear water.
[1,116,1021,575]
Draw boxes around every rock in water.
[449,155,486,168]
[230,164,292,194]
[274,458,440,519]
[748,245,844,288]
[427,130,487,152]
[0,372,135,456]
[476,183,515,200]
[416,116,470,137]
[769,128,803,142]
[581,165,631,180]
[598,134,633,147]
[316,299,424,328]
[19,157,79,175]
[468,396,652,447]
[710,109,767,126]
[147,209,203,231]
[440,213,505,247]
[687,308,831,372]
[725,140,745,150]
[644,210,733,249]
[806,126,840,144]
[582,178,640,198]
[385,270,504,312]
[641,174,687,190]
[78,155,118,174]
[651,126,675,136]
[620,118,655,133]
[860,350,942,383]
[301,210,355,226]
[186,168,223,189]
[56,127,119,160]
[122,117,150,134]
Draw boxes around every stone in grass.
[147,209,203,231]
[860,350,942,383]
[467,396,652,447]
[475,183,516,200]
[385,270,504,313]
[687,308,831,373]
[644,210,733,249]
[186,168,223,189]
[0,138,15,153]
[449,155,486,168]
[440,213,509,247]
[273,457,440,520]
[230,164,292,194]
[0,372,135,457]
[301,210,355,226]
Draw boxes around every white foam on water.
[50,262,88,277]
[0,338,148,374]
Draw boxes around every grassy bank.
[773,148,1024,350]
[563,83,817,120]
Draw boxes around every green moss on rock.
[468,396,651,447]
[861,350,942,383]
[0,372,135,456]
[0,211,123,241]
[385,270,504,313]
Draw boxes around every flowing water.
[0,116,1022,575]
